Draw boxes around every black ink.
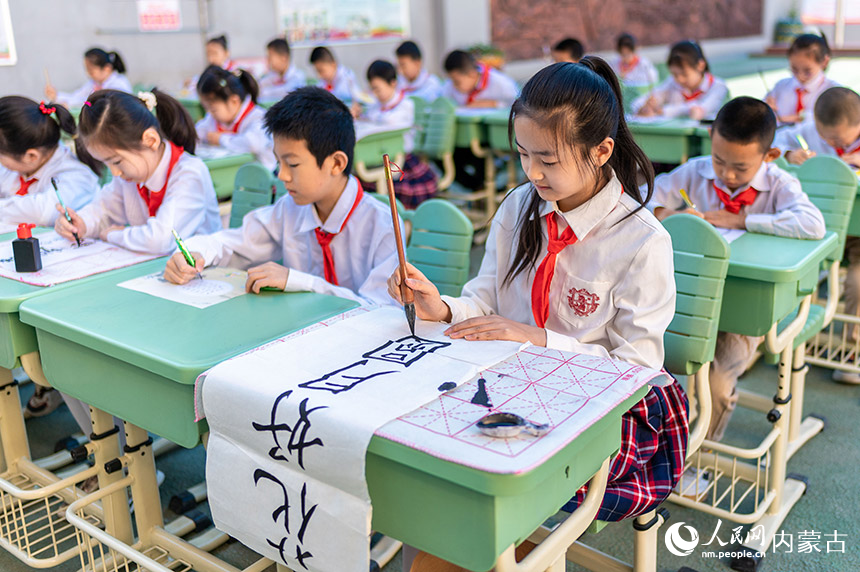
[363,336,450,367]
[254,471,317,569]
[294,545,313,569]
[299,360,396,394]
[254,469,292,532]
[437,382,457,391]
[252,390,326,469]
[470,377,492,408]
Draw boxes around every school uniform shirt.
[259,66,307,102]
[184,176,400,307]
[440,66,519,109]
[77,144,221,254]
[195,97,276,171]
[609,54,659,87]
[773,120,860,160]
[0,144,98,226]
[364,91,416,152]
[397,69,443,102]
[648,156,826,239]
[58,71,133,107]
[766,73,839,123]
[632,73,728,119]
[442,174,675,370]
[317,65,363,103]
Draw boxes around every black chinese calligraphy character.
[298,360,396,394]
[363,335,450,367]
[252,390,326,469]
[254,470,317,569]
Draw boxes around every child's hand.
[44,84,57,101]
[765,95,777,111]
[99,225,125,242]
[704,209,747,230]
[778,113,802,124]
[785,149,815,165]
[206,132,222,146]
[245,262,289,293]
[688,106,705,121]
[387,262,451,322]
[637,97,659,116]
[654,207,704,221]
[444,316,547,346]
[164,251,205,285]
[54,205,86,240]
[350,101,362,119]
[465,100,499,109]
[840,152,860,169]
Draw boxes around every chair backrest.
[410,96,429,151]
[791,155,858,255]
[415,97,457,160]
[369,192,408,223]
[773,156,794,172]
[662,214,731,376]
[406,199,474,297]
[229,163,281,228]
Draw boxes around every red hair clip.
[38,101,56,115]
[83,101,92,107]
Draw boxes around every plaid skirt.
[561,380,689,521]
[364,154,438,209]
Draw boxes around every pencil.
[51,178,81,247]
[383,153,416,335]
[679,188,697,211]
[171,229,203,280]
[796,134,810,151]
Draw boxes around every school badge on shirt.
[568,287,600,317]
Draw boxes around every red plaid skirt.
[562,380,689,521]
[362,153,438,209]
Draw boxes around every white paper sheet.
[203,306,525,572]
[0,223,20,235]
[118,268,248,308]
[717,228,746,243]
[354,120,411,141]
[0,232,159,287]
[194,144,236,160]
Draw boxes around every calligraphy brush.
[51,178,81,246]
[383,153,415,335]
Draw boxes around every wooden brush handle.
[382,154,413,305]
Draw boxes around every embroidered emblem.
[567,287,600,317]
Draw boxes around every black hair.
[396,40,422,61]
[310,46,335,64]
[712,97,776,152]
[197,65,259,104]
[0,96,101,175]
[444,50,478,74]
[504,58,654,285]
[207,35,228,51]
[553,38,585,61]
[267,38,290,56]
[617,33,636,52]
[367,60,397,84]
[85,48,126,75]
[788,33,831,63]
[667,40,709,72]
[264,87,355,174]
[77,89,197,171]
[815,87,860,127]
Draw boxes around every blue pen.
[51,177,81,246]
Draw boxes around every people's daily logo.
[665,522,699,556]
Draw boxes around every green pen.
[796,134,810,151]
[51,177,81,247]
[171,229,203,280]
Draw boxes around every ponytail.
[152,88,197,153]
[85,47,127,75]
[197,65,259,104]
[108,51,126,74]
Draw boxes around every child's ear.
[708,126,713,139]
[21,148,42,166]
[594,136,615,168]
[696,60,707,74]
[763,147,781,163]
[229,93,242,107]
[328,150,349,176]
[141,127,162,151]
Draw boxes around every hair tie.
[219,78,227,87]
[83,101,92,107]
[39,101,57,115]
[137,91,157,112]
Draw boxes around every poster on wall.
[137,0,183,32]
[275,0,408,47]
[0,0,16,66]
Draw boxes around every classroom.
[0,0,858,571]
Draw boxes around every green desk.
[629,119,700,164]
[202,153,256,201]
[692,126,712,157]
[353,125,409,167]
[454,110,490,150]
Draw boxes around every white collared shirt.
[773,120,860,160]
[78,145,221,254]
[259,66,307,102]
[363,92,415,152]
[58,71,133,107]
[316,65,364,103]
[0,144,98,226]
[441,67,519,108]
[195,97,275,170]
[647,156,826,239]
[609,54,659,87]
[632,73,729,119]
[397,69,443,102]
[185,175,400,307]
[441,175,675,370]
[766,73,839,123]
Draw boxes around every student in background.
[633,40,728,120]
[362,60,437,208]
[206,35,237,71]
[440,49,518,109]
[395,40,442,102]
[550,37,585,63]
[164,87,400,308]
[259,38,306,103]
[765,33,837,125]
[649,97,824,453]
[310,46,363,108]
[610,33,659,87]
[45,48,133,108]
[195,66,275,171]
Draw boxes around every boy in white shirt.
[259,38,307,103]
[310,46,363,105]
[395,41,442,103]
[650,97,826,442]
[440,50,518,109]
[164,87,400,307]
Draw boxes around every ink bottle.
[12,223,41,272]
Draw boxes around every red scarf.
[137,142,183,217]
[713,181,757,214]
[683,73,714,101]
[16,176,38,196]
[836,140,860,157]
[380,90,405,112]
[619,55,640,77]
[531,212,578,328]
[216,101,256,134]
[795,87,807,115]
[467,65,491,105]
[314,181,364,285]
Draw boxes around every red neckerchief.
[619,55,640,77]
[216,101,256,134]
[136,142,183,217]
[531,212,578,328]
[713,181,757,214]
[380,90,405,112]
[313,181,364,285]
[16,176,38,196]
[836,139,860,157]
[223,60,236,71]
[467,65,491,105]
[682,73,714,101]
[795,87,807,115]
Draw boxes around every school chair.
[406,199,474,297]
[414,97,457,192]
[557,214,730,572]
[621,83,651,115]
[228,163,286,228]
[410,96,430,152]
